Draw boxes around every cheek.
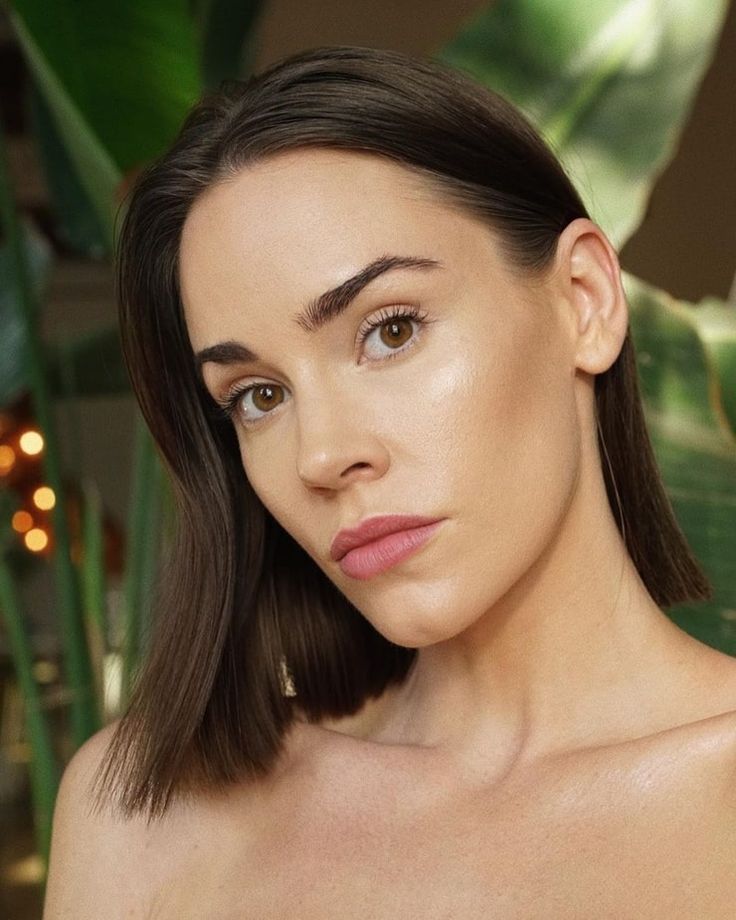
[369,331,580,647]
[239,441,293,527]
[455,327,580,596]
[240,440,325,570]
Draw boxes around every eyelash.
[211,304,430,428]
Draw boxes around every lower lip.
[338,520,445,580]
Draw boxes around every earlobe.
[557,218,629,376]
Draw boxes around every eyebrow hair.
[194,254,443,378]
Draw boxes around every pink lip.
[332,518,446,580]
[330,514,444,561]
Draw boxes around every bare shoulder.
[689,668,736,909]
[45,717,123,840]
[42,718,157,919]
[54,717,121,812]
[664,644,736,851]
[674,641,736,767]
[691,642,736,746]
[41,713,323,919]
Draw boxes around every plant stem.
[0,117,99,746]
[0,550,59,867]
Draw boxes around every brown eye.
[251,384,284,413]
[379,318,413,349]
[358,306,427,361]
[217,381,289,428]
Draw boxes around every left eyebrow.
[193,253,443,379]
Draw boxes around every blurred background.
[0,1,734,916]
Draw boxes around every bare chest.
[140,736,736,920]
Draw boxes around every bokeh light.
[32,660,59,683]
[24,528,48,552]
[19,430,44,455]
[0,444,15,474]
[32,486,55,510]
[11,510,33,533]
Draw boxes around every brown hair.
[91,45,712,822]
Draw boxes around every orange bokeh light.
[0,444,16,474]
[33,486,56,510]
[12,510,33,533]
[24,528,49,552]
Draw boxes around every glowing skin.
[181,148,736,781]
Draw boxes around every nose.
[295,390,389,491]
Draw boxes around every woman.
[44,45,736,918]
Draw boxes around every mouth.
[330,514,445,561]
[333,518,446,580]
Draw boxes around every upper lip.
[330,514,443,562]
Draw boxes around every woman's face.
[181,148,583,649]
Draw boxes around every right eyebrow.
[193,253,443,379]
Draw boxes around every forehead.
[181,147,447,255]
[179,149,502,343]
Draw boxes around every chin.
[371,614,471,649]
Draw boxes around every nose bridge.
[294,373,384,487]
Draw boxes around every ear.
[552,218,629,375]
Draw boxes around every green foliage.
[438,0,730,248]
[625,275,736,651]
[0,220,51,404]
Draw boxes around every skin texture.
[42,148,736,920]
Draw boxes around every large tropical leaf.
[25,79,109,259]
[437,0,730,249]
[3,0,204,400]
[625,273,736,653]
[8,0,202,248]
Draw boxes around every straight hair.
[90,45,712,823]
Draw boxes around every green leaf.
[0,544,60,864]
[25,79,108,259]
[0,219,52,406]
[437,0,730,247]
[625,273,736,653]
[8,0,202,244]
